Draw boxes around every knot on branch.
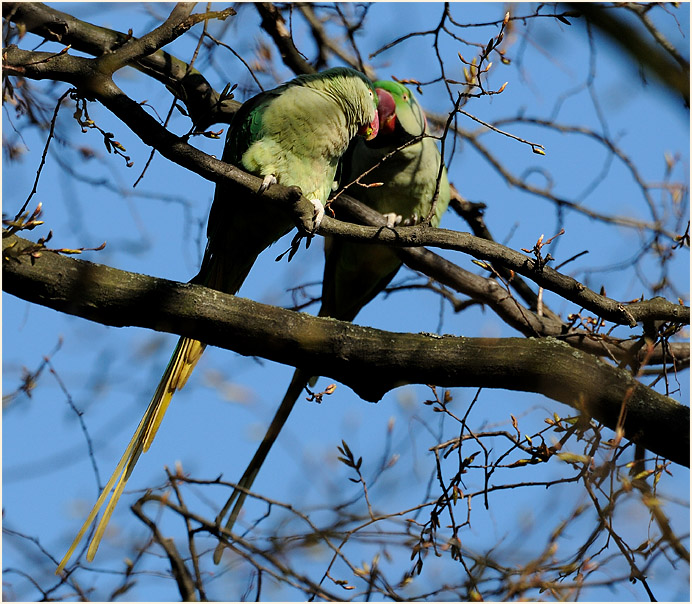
[285,185,303,202]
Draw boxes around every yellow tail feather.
[56,336,205,574]
[143,338,205,452]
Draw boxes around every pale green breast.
[347,135,449,225]
[241,86,355,203]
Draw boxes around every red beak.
[375,88,396,136]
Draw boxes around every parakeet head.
[373,80,427,139]
[299,67,380,141]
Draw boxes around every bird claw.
[309,198,325,233]
[382,212,403,228]
[258,173,277,194]
[402,213,419,226]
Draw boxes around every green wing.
[222,85,285,166]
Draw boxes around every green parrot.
[56,67,379,573]
[213,80,450,562]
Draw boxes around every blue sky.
[3,3,689,601]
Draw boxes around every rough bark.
[3,231,689,467]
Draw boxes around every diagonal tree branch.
[3,1,240,128]
[5,44,688,331]
[255,2,316,75]
[131,497,198,602]
[95,3,198,72]
[569,2,689,106]
[331,194,689,368]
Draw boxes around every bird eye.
[369,90,374,99]
[402,94,409,102]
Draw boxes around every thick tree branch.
[2,231,689,467]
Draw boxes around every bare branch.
[3,2,240,127]
[570,3,689,105]
[255,2,315,75]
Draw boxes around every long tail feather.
[143,338,205,451]
[56,407,151,573]
[213,368,310,564]
[56,336,205,574]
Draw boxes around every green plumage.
[57,67,378,574]
[198,66,379,294]
[322,80,450,320]
[214,81,450,560]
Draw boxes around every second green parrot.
[214,80,450,562]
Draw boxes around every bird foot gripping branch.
[257,173,277,194]
[258,175,323,236]
[309,198,326,232]
[382,212,403,228]
[258,173,323,233]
